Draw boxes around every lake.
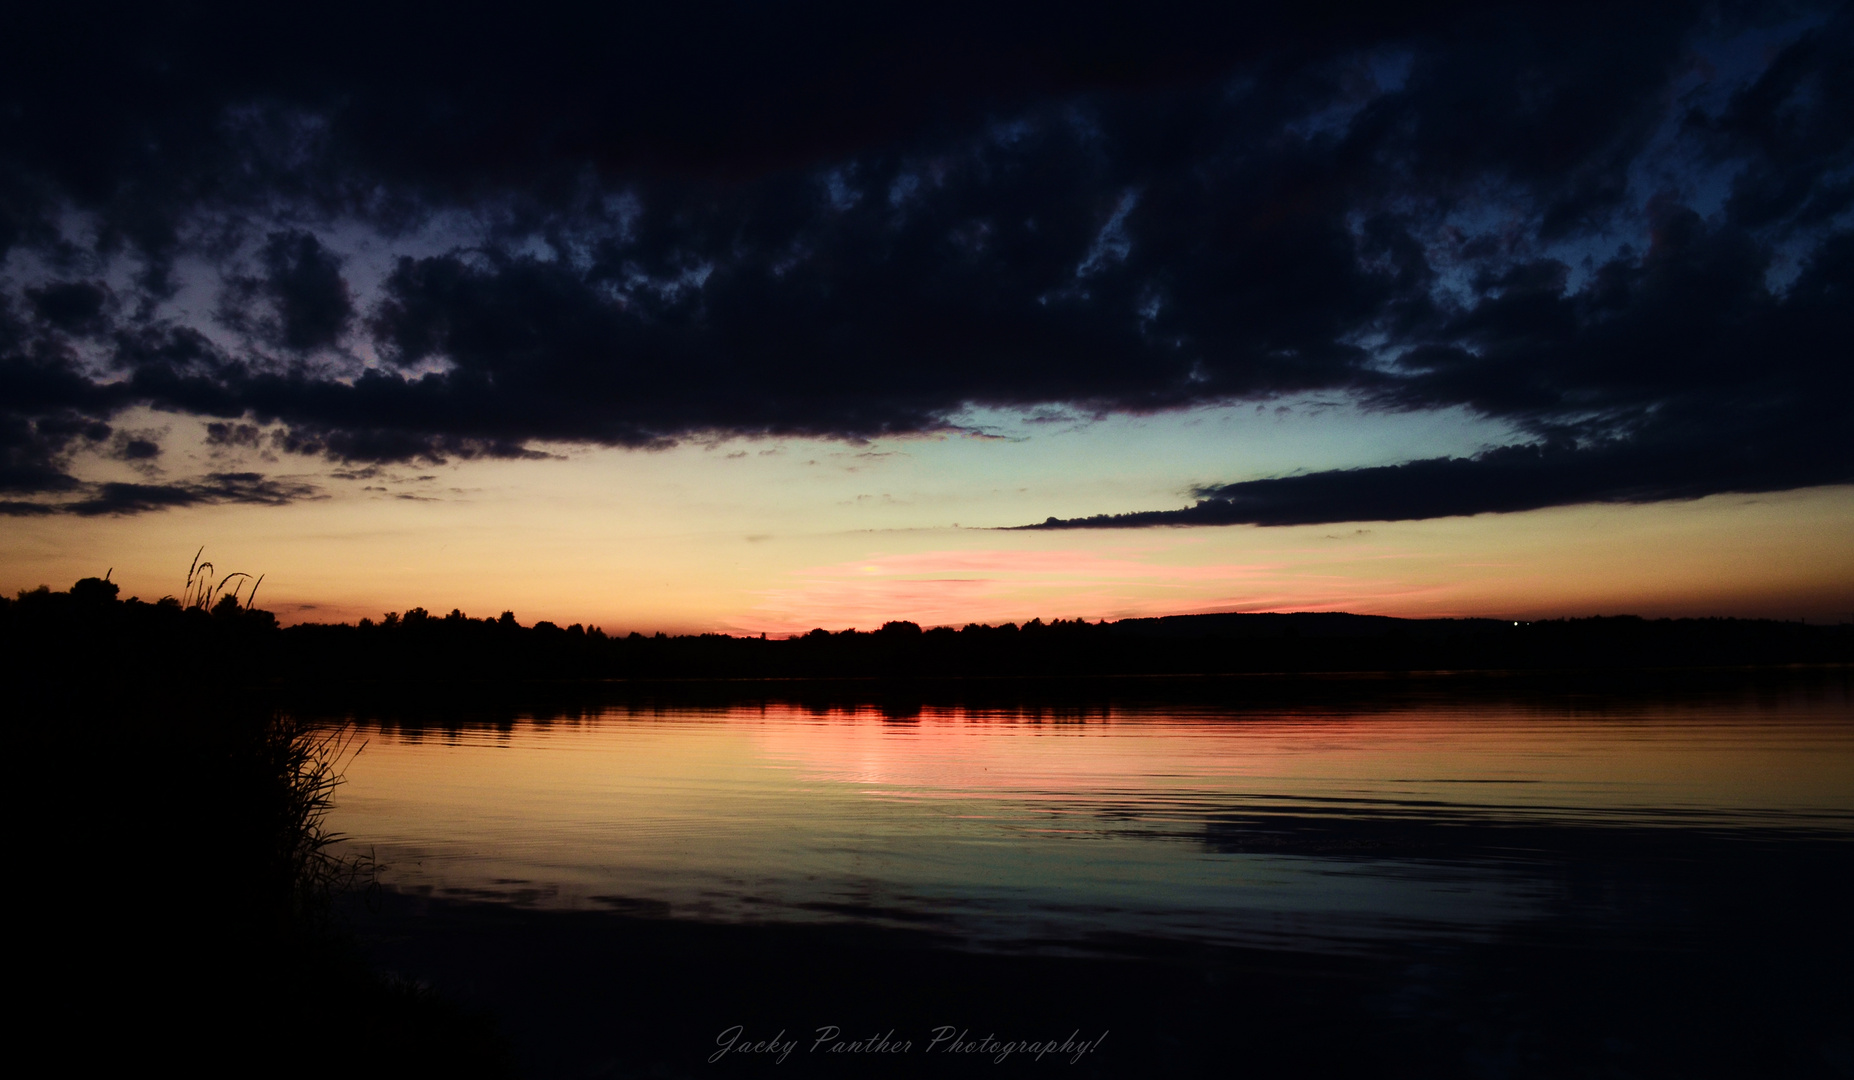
[327,674,1854,1077]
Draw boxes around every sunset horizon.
[9,477,1851,636]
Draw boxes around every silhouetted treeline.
[4,575,282,707]
[6,578,1847,704]
[287,608,1854,685]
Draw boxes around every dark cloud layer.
[1,1,1848,520]
[217,232,354,352]
[0,472,321,518]
[1033,211,1854,526]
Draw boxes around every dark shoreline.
[291,663,1853,727]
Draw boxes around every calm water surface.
[328,682,1854,955]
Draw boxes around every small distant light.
[1513,621,1520,626]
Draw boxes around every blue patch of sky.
[822,168,862,211]
[600,190,643,242]
[1550,11,1837,295]
[1339,16,1837,312]
[1282,47,1415,143]
[1366,49,1413,96]
[887,171,922,208]
[1075,188,1140,277]
[1338,327,1401,374]
[1057,107,1105,147]
[990,117,1038,148]
[941,395,1523,502]
[1692,8,1833,92]
[1136,289,1164,333]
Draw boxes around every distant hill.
[1108,612,1511,639]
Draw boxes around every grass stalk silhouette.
[251,714,372,931]
[183,545,264,613]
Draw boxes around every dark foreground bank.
[18,698,519,1075]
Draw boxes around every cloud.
[0,0,1847,523]
[26,281,113,336]
[1030,216,1854,526]
[204,422,263,449]
[0,410,111,494]
[0,500,57,517]
[1023,434,1841,529]
[4,471,324,517]
[219,231,355,351]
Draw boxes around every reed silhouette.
[5,558,513,1077]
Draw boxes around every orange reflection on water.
[327,688,1854,947]
[738,701,1854,821]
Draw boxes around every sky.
[2,1,1850,632]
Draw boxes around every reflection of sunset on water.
[737,702,1854,819]
[330,688,1854,952]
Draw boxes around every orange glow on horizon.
[4,462,1850,634]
